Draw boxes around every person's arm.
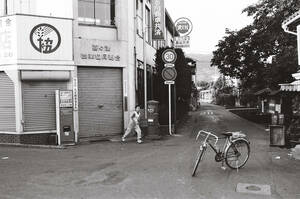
[131,112,136,120]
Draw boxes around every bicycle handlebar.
[196,130,219,146]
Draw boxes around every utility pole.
[143,27,148,119]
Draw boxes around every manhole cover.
[246,185,261,191]
[236,183,271,195]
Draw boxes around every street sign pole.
[168,84,172,135]
[162,49,177,136]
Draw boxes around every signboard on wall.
[0,15,73,65]
[174,36,190,48]
[0,16,17,64]
[151,0,165,40]
[18,15,73,61]
[75,39,122,67]
[59,90,73,108]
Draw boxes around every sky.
[165,0,259,55]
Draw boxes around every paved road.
[0,103,299,199]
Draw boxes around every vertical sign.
[0,17,16,63]
[73,78,78,111]
[297,25,300,65]
[151,0,165,40]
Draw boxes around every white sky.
[165,0,258,54]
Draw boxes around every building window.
[145,6,151,44]
[0,0,7,16]
[78,0,115,26]
[136,0,143,36]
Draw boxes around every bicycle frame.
[196,130,231,155]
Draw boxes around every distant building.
[199,89,214,103]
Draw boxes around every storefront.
[74,39,125,141]
[0,14,74,144]
[280,11,300,146]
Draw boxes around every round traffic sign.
[162,49,177,64]
[175,17,193,36]
[162,67,177,81]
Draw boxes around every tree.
[211,0,300,92]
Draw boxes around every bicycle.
[192,130,250,177]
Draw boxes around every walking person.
[122,105,143,144]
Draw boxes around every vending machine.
[56,90,75,145]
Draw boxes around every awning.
[254,88,271,96]
[280,80,300,92]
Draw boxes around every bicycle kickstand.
[221,160,226,170]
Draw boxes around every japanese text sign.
[151,0,165,40]
[75,39,122,67]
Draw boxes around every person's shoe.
[137,139,143,144]
[121,137,126,142]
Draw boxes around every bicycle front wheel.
[192,145,206,177]
[225,139,250,169]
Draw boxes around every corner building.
[0,0,176,144]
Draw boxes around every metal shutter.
[0,72,16,132]
[78,67,123,139]
[22,81,67,132]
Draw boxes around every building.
[0,0,176,145]
[280,10,300,145]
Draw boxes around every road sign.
[162,49,177,64]
[164,81,175,84]
[164,63,175,68]
[175,17,193,36]
[162,67,177,81]
[174,36,190,48]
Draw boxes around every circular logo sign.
[162,49,177,64]
[175,18,193,36]
[162,67,177,81]
[30,23,61,54]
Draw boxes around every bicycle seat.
[222,132,232,137]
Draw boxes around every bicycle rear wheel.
[225,139,250,169]
[192,145,206,177]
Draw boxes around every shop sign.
[0,17,16,63]
[21,15,72,61]
[75,39,122,67]
[1,15,72,63]
[60,90,73,108]
[174,36,190,48]
[175,17,193,37]
[30,23,61,54]
[151,0,165,40]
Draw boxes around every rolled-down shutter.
[78,67,123,139]
[0,72,16,132]
[22,81,67,132]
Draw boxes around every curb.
[0,143,67,149]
